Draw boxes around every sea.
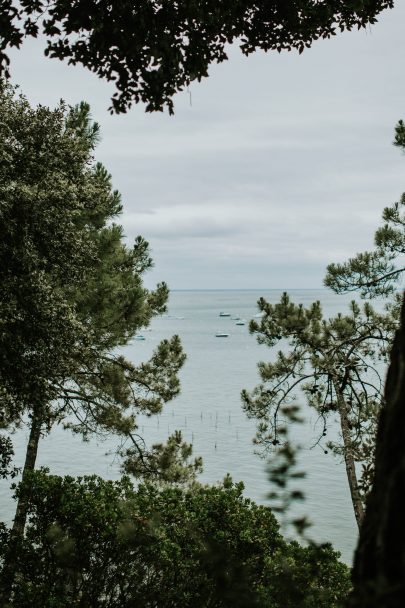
[2,288,385,565]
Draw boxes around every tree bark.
[348,293,405,607]
[12,411,42,536]
[0,410,43,606]
[334,383,365,529]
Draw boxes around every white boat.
[219,312,231,317]
[215,332,229,337]
[134,335,146,341]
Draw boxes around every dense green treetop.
[0,81,188,481]
[0,82,106,420]
[0,1,394,113]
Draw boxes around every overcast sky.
[8,2,405,290]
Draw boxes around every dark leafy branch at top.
[0,0,394,113]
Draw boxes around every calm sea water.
[2,289,383,564]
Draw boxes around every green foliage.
[122,429,203,485]
[323,121,405,601]
[325,121,405,298]
[242,293,397,517]
[264,542,350,608]
[0,1,393,113]
[0,435,18,480]
[347,299,405,606]
[266,432,309,535]
[0,80,99,419]
[0,470,350,607]
[0,82,188,483]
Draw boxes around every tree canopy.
[0,0,394,113]
[242,293,397,528]
[0,80,185,450]
[0,470,351,607]
[0,82,195,551]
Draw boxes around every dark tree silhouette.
[349,293,405,607]
[0,0,394,113]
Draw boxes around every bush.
[0,471,350,607]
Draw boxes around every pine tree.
[348,297,405,607]
[321,121,405,605]
[242,293,397,528]
[325,120,405,299]
[0,82,190,547]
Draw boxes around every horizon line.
[170,287,326,292]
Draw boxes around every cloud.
[7,3,405,288]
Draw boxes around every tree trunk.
[12,411,42,536]
[334,383,365,529]
[348,294,405,607]
[0,410,43,605]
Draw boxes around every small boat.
[134,335,146,341]
[236,321,245,326]
[219,312,231,317]
[215,332,229,338]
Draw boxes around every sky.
[7,1,405,290]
